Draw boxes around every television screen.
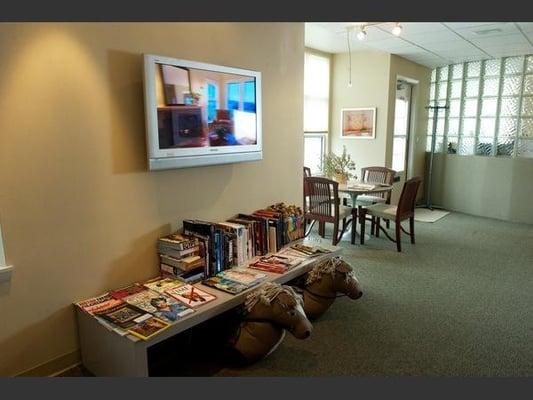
[143,55,262,170]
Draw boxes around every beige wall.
[387,55,431,203]
[329,51,430,202]
[0,22,305,376]
[330,51,392,175]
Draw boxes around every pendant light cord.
[346,28,352,87]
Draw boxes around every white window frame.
[205,79,219,122]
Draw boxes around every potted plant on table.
[321,146,356,185]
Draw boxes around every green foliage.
[321,146,356,179]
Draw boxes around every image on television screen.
[154,62,258,149]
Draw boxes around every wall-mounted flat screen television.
[143,54,262,170]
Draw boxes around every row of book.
[158,203,305,283]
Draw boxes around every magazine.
[143,277,184,294]
[76,292,123,315]
[124,290,194,323]
[202,276,250,295]
[248,254,302,274]
[110,283,146,299]
[290,243,331,257]
[95,302,149,329]
[219,268,267,286]
[127,315,170,341]
[165,284,216,308]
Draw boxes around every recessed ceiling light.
[392,23,402,36]
[357,27,367,40]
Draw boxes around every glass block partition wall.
[428,55,533,158]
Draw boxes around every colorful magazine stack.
[158,232,207,283]
[249,254,303,274]
[202,267,267,295]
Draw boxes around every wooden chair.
[303,177,352,245]
[356,166,396,233]
[359,177,422,252]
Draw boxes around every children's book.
[165,284,216,308]
[218,268,267,286]
[124,290,194,323]
[127,315,170,341]
[202,276,250,295]
[143,277,184,294]
[76,292,123,315]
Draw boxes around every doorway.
[392,79,413,181]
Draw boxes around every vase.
[334,173,348,185]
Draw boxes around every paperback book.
[202,276,250,295]
[158,232,198,251]
[219,268,267,286]
[110,283,146,299]
[127,315,170,341]
[143,277,184,294]
[76,292,123,315]
[165,284,216,308]
[249,254,302,274]
[124,290,194,323]
[290,243,331,257]
[95,302,149,329]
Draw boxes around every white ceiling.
[305,22,533,68]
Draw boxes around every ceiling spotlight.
[356,26,367,41]
[392,23,402,36]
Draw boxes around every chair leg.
[386,219,390,229]
[370,217,375,236]
[351,209,357,245]
[319,221,325,238]
[396,220,402,252]
[332,219,339,246]
[359,211,366,245]
[375,217,381,238]
[410,217,415,244]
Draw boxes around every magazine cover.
[127,315,170,340]
[202,276,250,295]
[76,292,124,315]
[95,302,149,329]
[110,283,146,299]
[290,243,331,257]
[124,290,194,323]
[219,268,267,285]
[165,284,216,308]
[143,277,184,294]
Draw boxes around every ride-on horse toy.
[229,282,313,363]
[299,256,362,319]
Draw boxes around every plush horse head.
[244,282,312,339]
[302,257,362,319]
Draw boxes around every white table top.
[338,181,393,196]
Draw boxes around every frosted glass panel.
[482,77,499,96]
[522,96,533,116]
[502,76,521,96]
[479,118,496,138]
[500,97,519,116]
[504,56,523,75]
[459,137,475,155]
[520,118,533,137]
[462,118,477,136]
[497,135,514,156]
[450,80,462,98]
[498,117,517,137]
[481,98,497,116]
[485,59,501,76]
[476,138,493,156]
[523,75,533,95]
[430,83,436,100]
[446,137,458,154]
[438,82,448,99]
[434,136,444,153]
[426,135,433,152]
[436,118,445,135]
[517,139,533,158]
[447,117,459,136]
[463,98,478,117]
[449,99,461,117]
[438,66,449,82]
[427,118,434,135]
[526,56,533,74]
[467,61,481,77]
[465,79,479,97]
[452,64,464,79]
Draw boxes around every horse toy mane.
[305,256,356,286]
[244,282,303,313]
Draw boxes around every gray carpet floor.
[214,212,533,376]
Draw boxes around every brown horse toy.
[301,256,362,319]
[230,282,313,363]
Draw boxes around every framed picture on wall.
[341,107,376,139]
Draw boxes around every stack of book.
[202,267,267,295]
[158,232,206,283]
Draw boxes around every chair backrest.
[303,177,339,223]
[396,177,422,220]
[361,166,396,203]
[303,166,312,178]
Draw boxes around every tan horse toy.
[301,256,363,319]
[229,282,313,363]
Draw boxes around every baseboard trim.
[16,349,81,377]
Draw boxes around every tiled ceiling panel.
[305,22,533,68]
